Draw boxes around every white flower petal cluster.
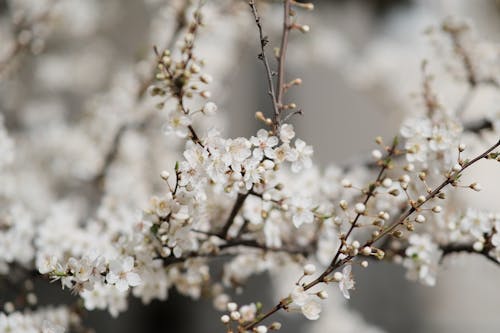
[338,265,355,299]
[173,126,312,195]
[0,205,35,273]
[403,234,442,286]
[106,256,142,292]
[401,115,462,170]
[290,285,322,320]
[0,306,73,333]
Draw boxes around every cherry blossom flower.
[289,196,315,228]
[279,124,295,143]
[403,234,442,286]
[301,299,322,320]
[163,110,192,138]
[250,129,278,160]
[290,286,322,320]
[339,265,355,299]
[290,139,313,172]
[106,256,142,292]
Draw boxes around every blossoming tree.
[0,0,499,332]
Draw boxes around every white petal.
[301,300,321,320]
[115,279,129,292]
[126,272,142,287]
[122,256,134,272]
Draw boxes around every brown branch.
[218,192,250,239]
[326,138,398,273]
[243,138,500,331]
[444,25,477,87]
[464,117,494,134]
[243,139,398,332]
[385,241,499,267]
[370,138,499,246]
[275,0,292,116]
[440,243,499,266]
[162,236,309,266]
[248,0,280,130]
[215,0,296,246]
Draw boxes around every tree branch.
[248,0,280,130]
[243,138,500,331]
[218,192,250,240]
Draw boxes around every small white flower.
[279,124,295,143]
[291,285,309,306]
[202,101,217,115]
[242,158,264,190]
[338,265,355,299]
[106,256,142,292]
[290,196,314,228]
[290,286,322,320]
[290,139,313,173]
[163,110,192,138]
[274,143,294,163]
[301,299,321,320]
[223,137,251,170]
[459,209,491,239]
[239,303,257,322]
[250,129,278,160]
[37,254,58,274]
[403,234,442,286]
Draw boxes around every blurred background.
[1,0,500,332]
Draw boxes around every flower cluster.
[401,115,462,170]
[402,234,443,286]
[0,1,498,333]
[0,306,75,333]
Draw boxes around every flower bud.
[303,264,316,275]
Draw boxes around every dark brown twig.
[218,192,250,239]
[440,243,499,266]
[216,0,296,244]
[275,0,292,121]
[248,0,280,129]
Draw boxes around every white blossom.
[163,110,192,138]
[250,129,279,160]
[290,139,313,173]
[106,256,142,292]
[338,265,355,299]
[403,234,442,286]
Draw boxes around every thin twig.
[275,0,292,120]
[162,236,309,266]
[216,0,295,244]
[248,0,280,128]
[327,138,399,274]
